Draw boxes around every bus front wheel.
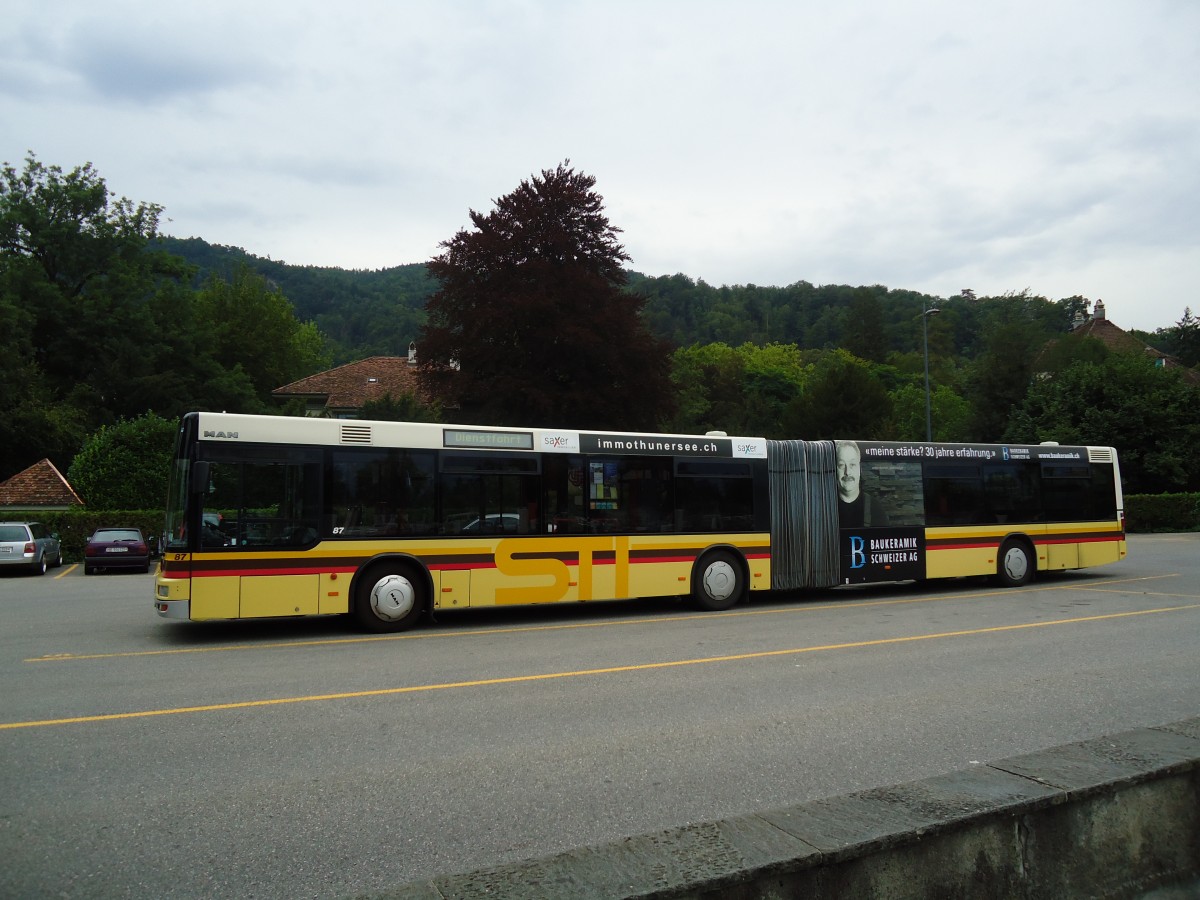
[354,564,426,632]
[996,539,1033,588]
[691,550,744,612]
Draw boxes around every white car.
[0,522,63,575]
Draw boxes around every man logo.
[203,430,239,439]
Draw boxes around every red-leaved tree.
[419,162,674,430]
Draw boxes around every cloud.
[2,0,1197,330]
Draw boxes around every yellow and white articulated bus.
[154,413,1126,632]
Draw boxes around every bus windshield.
[162,456,190,553]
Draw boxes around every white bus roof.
[191,412,771,459]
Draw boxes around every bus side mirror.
[191,461,210,496]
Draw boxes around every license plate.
[0,545,11,553]
[106,547,129,553]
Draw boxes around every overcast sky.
[3,1,1197,332]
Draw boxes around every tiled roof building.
[1043,300,1200,384]
[0,458,84,511]
[1069,301,1169,359]
[272,348,432,418]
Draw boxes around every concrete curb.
[365,718,1200,899]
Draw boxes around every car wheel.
[85,565,95,575]
[32,555,47,576]
[52,550,63,568]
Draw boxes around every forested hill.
[158,237,435,364]
[158,236,1138,366]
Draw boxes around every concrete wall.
[372,718,1200,899]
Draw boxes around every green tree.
[635,273,715,345]
[740,342,810,437]
[889,383,971,441]
[419,162,674,430]
[668,342,742,433]
[0,154,163,305]
[962,301,1054,441]
[1153,307,1200,368]
[668,342,809,437]
[193,265,331,404]
[842,288,888,363]
[0,153,182,474]
[780,350,893,439]
[1175,307,1200,367]
[159,236,434,364]
[1056,295,1092,329]
[1004,355,1200,492]
[66,413,177,509]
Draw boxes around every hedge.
[1123,493,1200,533]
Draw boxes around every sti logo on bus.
[203,430,239,439]
[493,537,631,604]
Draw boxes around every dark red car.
[84,527,151,575]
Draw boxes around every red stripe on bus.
[187,566,360,578]
[180,548,775,579]
[926,540,1000,551]
[431,561,493,571]
[928,532,1124,552]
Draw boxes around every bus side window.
[329,449,436,538]
[1042,463,1094,521]
[196,457,322,548]
[676,460,754,533]
[1089,465,1118,521]
[985,463,1041,524]
[924,464,985,526]
[543,456,588,534]
[439,452,541,537]
[607,457,673,533]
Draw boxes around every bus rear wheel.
[691,550,744,612]
[354,564,426,632]
[996,539,1033,587]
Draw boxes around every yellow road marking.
[25,572,1184,664]
[1084,588,1198,599]
[54,564,78,579]
[5,601,1198,731]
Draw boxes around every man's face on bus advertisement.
[836,443,861,502]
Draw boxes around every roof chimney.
[1094,299,1106,320]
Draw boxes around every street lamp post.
[922,304,941,442]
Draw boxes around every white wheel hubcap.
[702,560,737,602]
[1004,549,1027,582]
[370,574,415,621]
